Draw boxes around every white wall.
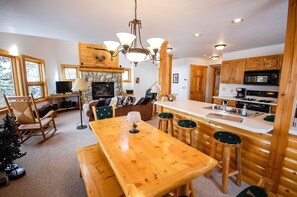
[218,44,284,97]
[222,44,284,61]
[171,57,213,101]
[133,61,158,97]
[0,32,80,94]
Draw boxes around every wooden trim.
[122,68,131,83]
[21,55,48,98]
[78,67,125,73]
[209,65,221,102]
[266,0,297,193]
[0,48,23,102]
[61,64,79,81]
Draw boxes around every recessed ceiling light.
[193,33,201,37]
[203,54,208,57]
[167,47,173,53]
[232,18,244,24]
[215,44,226,51]
[211,55,219,60]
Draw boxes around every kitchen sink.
[204,105,263,118]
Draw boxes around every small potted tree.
[0,114,26,185]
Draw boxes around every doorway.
[209,65,221,103]
[189,64,208,102]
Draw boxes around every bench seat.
[76,144,125,197]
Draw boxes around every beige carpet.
[1,110,249,197]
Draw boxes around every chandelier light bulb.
[116,33,136,47]
[103,41,120,52]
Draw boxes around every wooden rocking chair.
[4,94,57,143]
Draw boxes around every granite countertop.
[213,96,277,106]
[155,100,274,134]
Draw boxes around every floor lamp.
[72,78,88,130]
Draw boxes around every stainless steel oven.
[244,70,280,86]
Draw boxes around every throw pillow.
[96,98,107,107]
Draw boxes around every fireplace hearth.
[92,82,115,100]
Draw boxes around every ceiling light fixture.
[215,44,226,51]
[193,33,201,37]
[211,55,219,60]
[102,0,164,66]
[167,47,173,53]
[232,18,244,24]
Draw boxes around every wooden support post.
[266,0,297,193]
[158,41,172,99]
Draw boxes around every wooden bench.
[76,144,125,197]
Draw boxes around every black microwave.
[244,70,280,86]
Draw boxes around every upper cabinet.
[246,54,283,71]
[221,59,246,84]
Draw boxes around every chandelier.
[103,0,165,66]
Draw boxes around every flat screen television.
[56,81,72,94]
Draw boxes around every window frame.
[22,55,48,99]
[0,49,23,110]
[122,68,131,83]
[61,64,79,81]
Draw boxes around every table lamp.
[150,84,158,101]
[72,78,88,130]
[127,111,141,133]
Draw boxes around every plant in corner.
[0,114,26,185]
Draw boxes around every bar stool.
[158,112,174,136]
[176,120,197,148]
[205,131,242,193]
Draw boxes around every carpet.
[0,110,249,197]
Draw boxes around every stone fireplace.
[81,71,122,102]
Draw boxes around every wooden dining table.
[90,116,217,197]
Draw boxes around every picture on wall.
[173,73,179,83]
[135,77,140,83]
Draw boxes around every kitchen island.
[155,100,274,186]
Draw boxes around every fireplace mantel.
[79,65,125,73]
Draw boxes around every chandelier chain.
[134,0,137,19]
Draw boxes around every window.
[22,55,47,99]
[122,68,131,82]
[0,49,22,108]
[61,64,79,81]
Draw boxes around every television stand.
[48,93,80,112]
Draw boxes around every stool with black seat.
[237,176,272,197]
[176,119,197,148]
[158,112,174,136]
[205,131,242,193]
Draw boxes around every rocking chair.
[4,94,57,143]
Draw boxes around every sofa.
[83,99,154,121]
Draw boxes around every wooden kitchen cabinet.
[263,55,283,70]
[221,59,246,84]
[246,54,283,71]
[213,98,236,107]
[245,57,263,71]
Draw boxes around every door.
[189,65,208,101]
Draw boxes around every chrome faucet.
[221,100,229,112]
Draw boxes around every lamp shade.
[116,32,136,47]
[72,78,88,91]
[126,50,147,62]
[127,111,141,122]
[103,41,120,52]
[150,84,158,93]
[147,38,165,50]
